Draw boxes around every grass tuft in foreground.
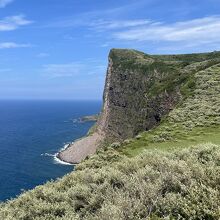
[0,144,220,219]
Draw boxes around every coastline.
[56,132,103,164]
[54,144,75,165]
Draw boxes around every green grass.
[119,63,220,156]
[119,126,220,156]
[110,49,220,100]
[152,50,220,62]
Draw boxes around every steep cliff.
[96,49,220,141]
[59,49,220,164]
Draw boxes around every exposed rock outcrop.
[58,49,220,163]
[96,49,181,141]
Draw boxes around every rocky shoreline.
[56,132,103,164]
[79,114,99,123]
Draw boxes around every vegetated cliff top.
[1,49,220,220]
[110,48,220,62]
[97,48,220,141]
[105,49,220,156]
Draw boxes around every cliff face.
[96,49,220,141]
[96,49,180,140]
[59,49,220,164]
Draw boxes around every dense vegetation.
[0,50,220,219]
[0,144,219,219]
[119,63,220,156]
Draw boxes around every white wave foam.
[53,143,74,166]
[60,143,70,151]
[53,153,73,166]
[41,153,54,157]
[41,143,74,166]
[45,153,54,157]
[71,119,78,123]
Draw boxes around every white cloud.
[0,0,13,8]
[42,61,106,78]
[42,63,83,78]
[100,43,110,48]
[45,1,151,28]
[53,14,220,50]
[37,53,50,58]
[48,18,151,32]
[0,14,32,31]
[113,16,220,45]
[89,19,151,31]
[0,42,31,49]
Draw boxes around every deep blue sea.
[0,100,101,201]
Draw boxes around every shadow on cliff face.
[96,49,181,141]
[96,49,220,142]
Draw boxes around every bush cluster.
[149,64,220,143]
[168,64,220,131]
[0,144,220,220]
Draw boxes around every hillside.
[0,49,220,219]
[59,49,220,164]
[96,49,220,141]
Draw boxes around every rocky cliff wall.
[96,49,182,141]
[59,49,220,163]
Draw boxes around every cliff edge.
[58,49,220,163]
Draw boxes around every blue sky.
[0,0,220,100]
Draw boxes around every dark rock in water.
[80,114,99,123]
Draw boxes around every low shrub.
[0,144,220,220]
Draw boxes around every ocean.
[0,100,101,201]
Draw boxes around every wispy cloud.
[37,0,220,53]
[42,60,106,78]
[48,8,220,50]
[45,0,153,28]
[0,0,13,8]
[89,19,151,31]
[0,14,32,31]
[42,63,83,78]
[37,53,50,58]
[0,42,31,49]
[72,15,220,50]
[113,16,220,45]
[100,43,110,48]
[48,17,151,31]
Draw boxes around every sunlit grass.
[119,64,220,156]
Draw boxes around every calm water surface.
[0,100,101,201]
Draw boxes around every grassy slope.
[1,144,220,220]
[0,51,220,220]
[119,63,220,156]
